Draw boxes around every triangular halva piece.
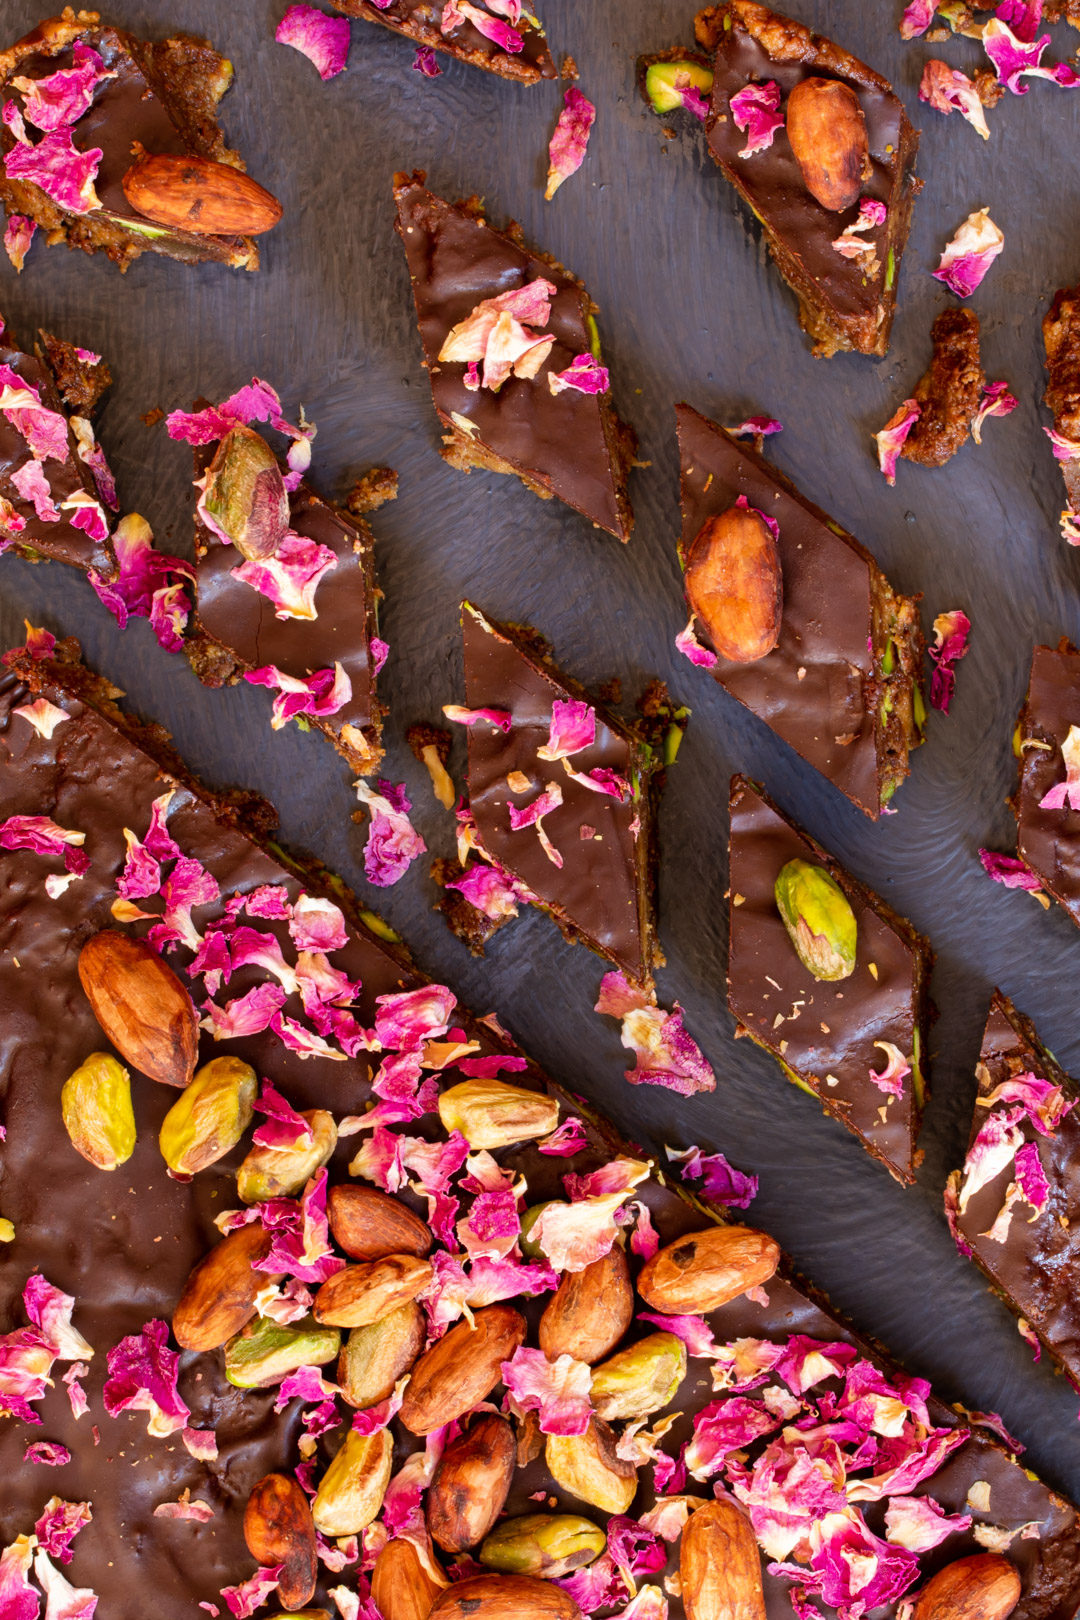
[395,173,637,541]
[457,602,661,984]
[696,0,920,357]
[330,0,555,82]
[727,776,932,1184]
[947,991,1080,1383]
[675,404,924,819]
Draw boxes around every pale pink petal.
[545,88,596,200]
[276,5,351,79]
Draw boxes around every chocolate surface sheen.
[191,462,384,773]
[727,776,930,1182]
[1,643,1079,1620]
[701,0,919,357]
[394,174,635,541]
[1015,642,1080,924]
[676,403,923,819]
[951,992,1080,1382]
[461,603,658,983]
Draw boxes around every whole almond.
[686,505,782,665]
[371,1539,448,1620]
[78,930,199,1088]
[637,1225,780,1315]
[400,1305,526,1435]
[681,1498,765,1620]
[427,1414,516,1553]
[122,153,282,236]
[539,1246,633,1365]
[430,1575,582,1620]
[339,1300,426,1409]
[244,1473,317,1612]
[784,77,870,213]
[910,1555,1021,1620]
[173,1222,279,1352]
[313,1255,433,1328]
[328,1183,433,1261]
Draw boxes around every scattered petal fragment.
[932,209,1004,298]
[545,88,595,201]
[276,5,351,79]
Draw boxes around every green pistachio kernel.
[774,859,857,983]
[644,60,714,117]
[480,1515,606,1579]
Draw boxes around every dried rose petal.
[665,1144,758,1208]
[245,662,352,730]
[730,416,782,438]
[276,5,351,79]
[545,88,596,200]
[548,354,609,396]
[919,60,991,139]
[88,514,193,653]
[929,608,970,713]
[979,849,1043,892]
[869,1040,910,1098]
[3,214,35,272]
[971,380,1016,444]
[102,1318,190,1438]
[874,398,921,484]
[832,197,888,259]
[729,80,783,157]
[932,208,1004,297]
[595,971,716,1096]
[3,114,102,215]
[232,533,337,620]
[413,46,442,75]
[456,1,523,53]
[442,704,513,731]
[537,698,596,761]
[11,459,60,522]
[354,778,426,887]
[502,1345,592,1435]
[507,780,564,868]
[900,0,937,37]
[1039,722,1080,811]
[982,16,1080,92]
[675,617,718,671]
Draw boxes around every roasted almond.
[910,1554,1022,1620]
[427,1414,516,1553]
[313,1254,433,1328]
[636,1225,780,1315]
[244,1473,317,1612]
[122,153,282,236]
[685,505,782,665]
[429,1574,582,1620]
[173,1222,278,1352]
[78,930,199,1088]
[681,1497,765,1620]
[339,1300,426,1409]
[539,1245,633,1365]
[400,1305,526,1435]
[371,1539,448,1620]
[328,1183,433,1261]
[784,77,870,213]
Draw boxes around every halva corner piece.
[0,9,280,273]
[694,0,920,357]
[394,172,637,541]
[947,990,1080,1386]
[328,0,556,83]
[169,379,391,777]
[1,634,1079,1620]
[675,403,925,820]
[727,775,932,1184]
[443,601,664,986]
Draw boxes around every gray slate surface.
[3,0,1080,1506]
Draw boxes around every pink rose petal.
[276,5,351,79]
[545,88,596,200]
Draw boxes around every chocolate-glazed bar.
[0,12,277,272]
[0,317,114,573]
[675,404,925,819]
[1008,642,1080,926]
[947,991,1080,1385]
[180,399,390,778]
[696,0,919,358]
[394,173,638,542]
[2,638,1078,1620]
[727,777,931,1184]
[328,0,555,83]
[456,602,661,985]
[1042,284,1080,539]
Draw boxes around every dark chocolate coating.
[705,1,918,353]
[462,604,654,981]
[952,992,1080,1382]
[1016,643,1080,925]
[0,338,110,573]
[677,403,903,818]
[394,178,631,540]
[1,648,1078,1620]
[194,475,380,746]
[727,776,929,1182]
